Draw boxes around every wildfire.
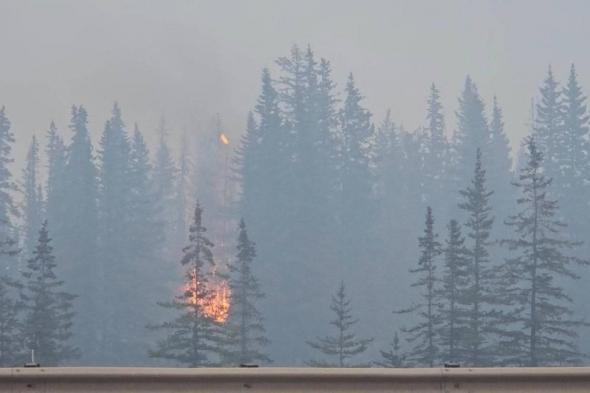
[184,272,231,324]
[219,133,230,145]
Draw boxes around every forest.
[0,45,589,368]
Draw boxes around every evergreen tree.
[500,137,588,366]
[61,105,100,362]
[21,221,78,365]
[174,131,192,249]
[0,107,19,274]
[223,219,270,365]
[306,281,373,367]
[45,122,67,255]
[153,119,177,257]
[423,84,449,214]
[22,135,43,257]
[453,76,489,194]
[533,66,563,182]
[557,64,590,244]
[0,275,20,366]
[438,219,471,363]
[375,331,403,367]
[458,149,496,365]
[149,202,220,367]
[487,96,514,231]
[338,73,376,268]
[398,207,442,367]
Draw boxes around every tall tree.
[533,66,563,182]
[21,221,78,365]
[438,219,470,363]
[0,107,19,275]
[423,84,449,214]
[45,122,67,257]
[557,64,590,244]
[223,219,270,365]
[61,105,100,362]
[174,131,192,250]
[22,135,43,257]
[148,202,220,367]
[398,207,442,367]
[452,76,489,195]
[500,137,588,366]
[458,148,496,366]
[487,96,514,231]
[338,73,376,267]
[307,281,373,367]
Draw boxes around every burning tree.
[222,219,270,365]
[148,202,226,367]
[306,281,373,367]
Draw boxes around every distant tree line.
[0,45,588,367]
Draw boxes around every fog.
[1,0,590,368]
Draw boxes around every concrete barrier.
[0,367,589,392]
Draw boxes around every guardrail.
[1,367,589,392]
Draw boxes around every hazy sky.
[1,0,588,163]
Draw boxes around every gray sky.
[0,0,587,163]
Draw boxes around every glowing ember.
[184,272,231,324]
[219,133,230,145]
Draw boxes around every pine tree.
[174,131,192,249]
[533,66,563,182]
[61,105,100,361]
[149,202,220,367]
[153,119,177,257]
[438,219,470,363]
[458,149,496,366]
[500,137,588,366]
[453,76,489,194]
[557,64,590,244]
[423,84,449,213]
[487,96,514,232]
[375,331,403,367]
[0,107,19,275]
[0,275,21,366]
[223,219,270,365]
[45,122,67,255]
[22,135,43,257]
[338,73,376,267]
[398,207,442,367]
[21,221,78,365]
[306,281,373,367]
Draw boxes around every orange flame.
[184,272,231,324]
[219,133,230,145]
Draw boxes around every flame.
[219,133,230,145]
[184,271,231,324]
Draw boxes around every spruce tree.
[533,66,563,182]
[338,73,376,268]
[21,221,78,365]
[149,202,220,367]
[375,332,403,367]
[0,275,20,366]
[398,207,442,367]
[22,135,43,257]
[223,219,270,365]
[306,281,373,367]
[457,148,496,366]
[487,96,514,233]
[452,76,489,194]
[501,137,588,366]
[423,83,449,214]
[61,105,100,361]
[438,219,470,363]
[0,107,19,275]
[557,64,590,245]
[45,121,67,257]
